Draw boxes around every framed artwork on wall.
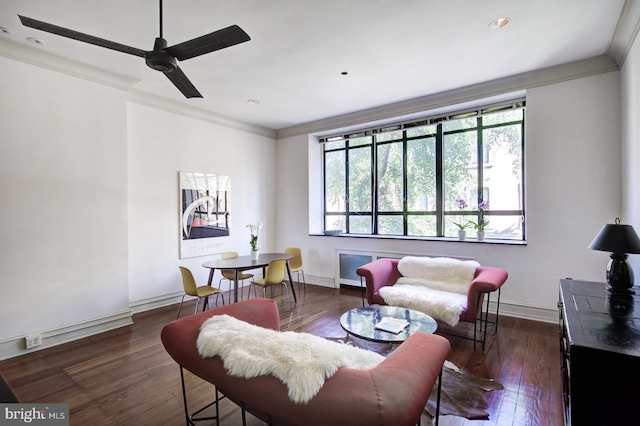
[179,171,230,258]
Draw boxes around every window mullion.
[372,138,378,234]
[477,117,484,224]
[402,131,408,235]
[345,141,350,233]
[435,124,444,236]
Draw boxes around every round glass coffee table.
[339,305,437,344]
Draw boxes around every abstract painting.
[179,171,230,258]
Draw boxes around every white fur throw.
[379,285,467,326]
[379,257,479,327]
[396,257,479,294]
[197,315,384,404]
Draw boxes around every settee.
[161,298,450,426]
[356,257,508,350]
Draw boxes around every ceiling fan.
[18,0,250,98]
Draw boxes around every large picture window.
[322,99,525,241]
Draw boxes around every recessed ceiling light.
[488,17,511,30]
[341,71,348,75]
[247,99,260,105]
[27,37,45,45]
[0,27,13,35]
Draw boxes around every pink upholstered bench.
[161,298,450,426]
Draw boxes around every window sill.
[309,233,526,245]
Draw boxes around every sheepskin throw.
[379,257,479,327]
[197,315,384,404]
[380,285,467,326]
[396,256,479,294]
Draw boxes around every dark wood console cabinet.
[558,279,640,425]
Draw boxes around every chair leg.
[194,298,200,316]
[180,367,192,426]
[472,292,485,350]
[215,292,225,307]
[177,294,187,319]
[249,284,257,299]
[283,282,293,309]
[482,292,492,352]
[296,270,306,294]
[215,387,220,423]
[180,366,225,426]
[435,368,443,426]
[495,287,501,330]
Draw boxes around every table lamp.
[589,218,640,294]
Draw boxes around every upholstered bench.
[357,257,508,350]
[161,298,450,426]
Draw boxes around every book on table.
[375,317,409,334]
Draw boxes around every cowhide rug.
[324,337,503,422]
[425,361,503,423]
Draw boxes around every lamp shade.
[588,220,640,254]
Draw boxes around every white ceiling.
[0,0,635,131]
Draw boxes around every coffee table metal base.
[340,305,437,344]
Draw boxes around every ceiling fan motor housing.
[145,37,177,72]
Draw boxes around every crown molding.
[0,38,275,139]
[0,37,138,90]
[128,90,275,139]
[607,0,640,66]
[276,55,618,140]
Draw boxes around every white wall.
[276,71,622,321]
[127,102,277,308]
[0,57,130,356]
[0,56,276,360]
[621,32,640,276]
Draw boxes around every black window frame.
[322,99,526,241]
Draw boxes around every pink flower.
[456,199,467,210]
[478,201,489,210]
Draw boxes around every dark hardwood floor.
[0,284,563,425]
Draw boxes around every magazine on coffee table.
[375,317,409,334]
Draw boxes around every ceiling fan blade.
[166,25,250,61]
[163,66,203,98]
[18,15,146,58]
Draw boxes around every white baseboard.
[129,291,185,314]
[487,299,558,324]
[0,310,133,362]
[305,275,336,288]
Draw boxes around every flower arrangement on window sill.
[453,199,490,241]
[471,201,489,240]
[246,220,263,252]
[453,199,472,231]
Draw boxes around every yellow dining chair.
[177,266,224,319]
[249,258,293,309]
[285,247,306,293]
[218,251,254,300]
